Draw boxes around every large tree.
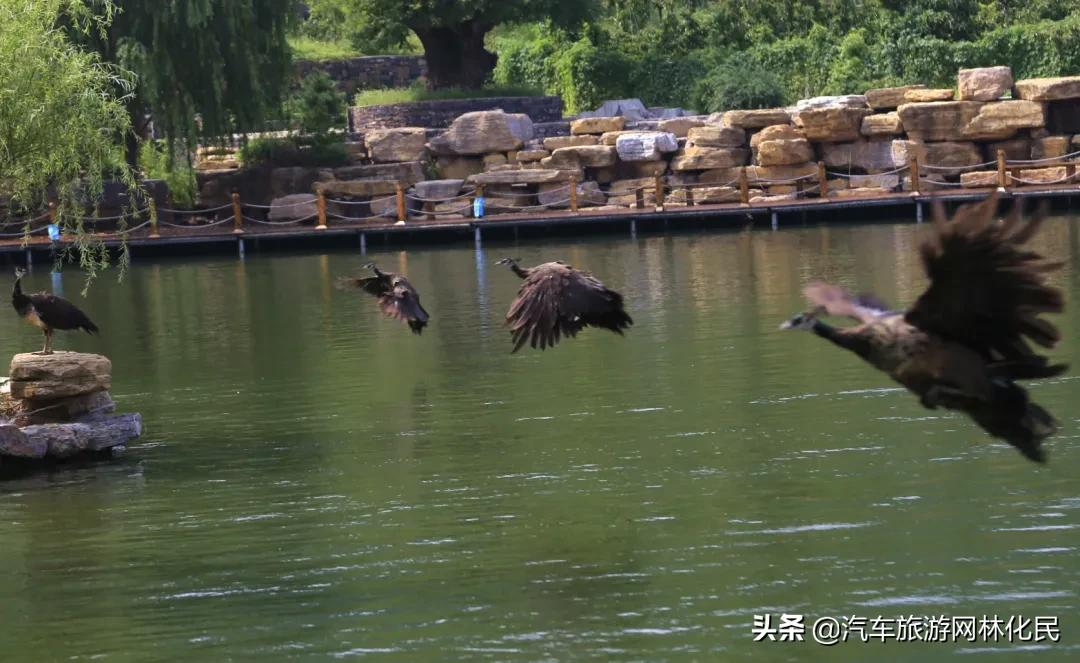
[317,0,596,88]
[0,0,134,273]
[83,0,296,165]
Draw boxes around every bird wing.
[905,194,1063,362]
[337,274,390,298]
[804,281,891,324]
[506,263,630,352]
[29,293,98,333]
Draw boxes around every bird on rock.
[12,267,99,354]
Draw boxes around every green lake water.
[1,218,1078,661]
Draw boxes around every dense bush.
[694,62,785,113]
[138,140,197,208]
[239,137,348,168]
[287,71,347,134]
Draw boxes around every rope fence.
[4,152,1080,244]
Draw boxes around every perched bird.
[339,262,429,335]
[780,194,1065,463]
[497,258,632,352]
[11,267,99,354]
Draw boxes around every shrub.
[694,61,786,113]
[287,71,346,134]
[239,136,348,168]
[551,38,633,114]
[138,140,197,208]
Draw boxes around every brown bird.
[497,258,632,352]
[339,263,429,335]
[780,193,1065,463]
[12,267,98,354]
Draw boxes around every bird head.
[495,257,519,267]
[779,307,823,331]
[362,262,377,271]
[14,267,26,280]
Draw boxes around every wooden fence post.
[909,158,921,195]
[569,177,579,213]
[817,161,829,198]
[996,149,1008,189]
[395,182,406,223]
[635,187,644,209]
[739,167,750,204]
[231,191,244,235]
[316,190,328,230]
[148,198,160,238]
[654,175,665,212]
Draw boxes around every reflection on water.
[1,218,1078,660]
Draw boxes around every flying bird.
[780,194,1065,463]
[339,262,429,335]
[497,258,632,352]
[11,267,99,354]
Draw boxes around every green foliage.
[353,82,545,107]
[0,0,134,277]
[551,38,633,114]
[694,61,785,113]
[138,141,197,208]
[239,136,348,169]
[969,15,1080,79]
[286,71,347,134]
[288,35,360,61]
[83,0,296,152]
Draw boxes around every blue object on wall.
[473,196,485,218]
[47,224,61,241]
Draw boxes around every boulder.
[903,88,955,103]
[412,179,464,201]
[544,145,618,169]
[829,187,893,199]
[745,163,818,183]
[821,140,897,173]
[686,126,745,148]
[1010,166,1068,185]
[0,424,45,459]
[658,117,706,138]
[984,137,1031,162]
[892,140,983,168]
[847,173,901,190]
[1014,77,1080,102]
[615,132,679,161]
[9,352,111,401]
[665,186,740,205]
[543,135,598,150]
[1032,136,1071,160]
[614,161,669,179]
[698,167,743,185]
[865,85,926,110]
[482,153,508,170]
[960,100,1046,141]
[670,147,749,171]
[958,66,1014,101]
[270,167,333,199]
[435,156,483,181]
[960,171,999,188]
[608,177,660,194]
[754,132,814,167]
[332,162,424,185]
[749,125,806,148]
[570,117,625,135]
[861,112,904,137]
[427,111,534,156]
[599,131,635,146]
[20,413,141,458]
[539,181,605,208]
[316,179,398,197]
[792,97,871,142]
[515,150,550,163]
[469,170,578,185]
[365,127,427,163]
[268,194,318,223]
[896,101,983,142]
[749,192,798,203]
[720,109,791,129]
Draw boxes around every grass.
[289,36,361,61]
[353,83,546,107]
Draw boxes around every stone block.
[570,117,625,135]
[861,112,904,137]
[1014,77,1080,102]
[365,127,427,163]
[9,352,110,401]
[958,66,1014,101]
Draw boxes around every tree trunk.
[413,20,497,89]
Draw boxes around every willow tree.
[83,0,295,164]
[0,0,134,275]
[315,0,596,88]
